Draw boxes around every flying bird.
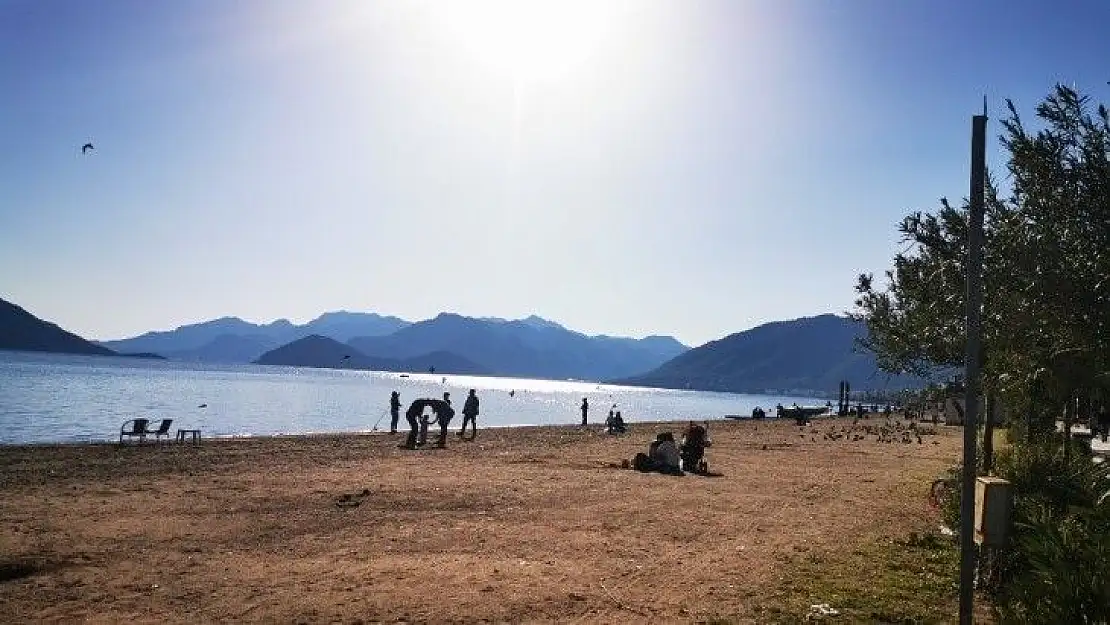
[81,143,94,154]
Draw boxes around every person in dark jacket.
[389,391,402,434]
[580,397,589,426]
[433,393,455,448]
[680,422,711,474]
[458,389,480,440]
[402,399,430,449]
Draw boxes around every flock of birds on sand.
[794,417,942,446]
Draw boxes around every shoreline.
[0,413,871,449]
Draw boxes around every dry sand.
[0,416,959,624]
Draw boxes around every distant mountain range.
[254,335,490,375]
[99,311,410,361]
[616,314,925,396]
[98,310,689,380]
[346,313,688,381]
[2,295,930,394]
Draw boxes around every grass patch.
[750,531,964,624]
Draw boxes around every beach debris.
[599,581,651,617]
[807,603,840,619]
[335,488,372,509]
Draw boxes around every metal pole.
[959,101,988,624]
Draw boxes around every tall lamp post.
[958,99,988,624]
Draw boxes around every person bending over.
[402,399,431,449]
[432,393,455,448]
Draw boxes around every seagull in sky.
[81,143,94,154]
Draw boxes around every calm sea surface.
[0,351,824,444]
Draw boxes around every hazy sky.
[2,0,1108,346]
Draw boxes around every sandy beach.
[1,416,963,623]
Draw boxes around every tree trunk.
[1062,395,1073,461]
[982,393,995,474]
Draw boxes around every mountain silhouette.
[160,333,280,363]
[254,335,488,375]
[346,313,688,380]
[1,297,117,356]
[101,309,687,379]
[100,312,410,361]
[615,314,925,395]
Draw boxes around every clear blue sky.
[2,0,1108,346]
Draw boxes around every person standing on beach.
[459,389,480,439]
[389,391,401,434]
[580,397,589,426]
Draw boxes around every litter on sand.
[808,603,840,619]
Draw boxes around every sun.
[427,0,622,82]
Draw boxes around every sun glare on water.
[426,0,625,82]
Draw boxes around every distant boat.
[778,405,831,419]
[399,373,409,378]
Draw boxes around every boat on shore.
[724,405,831,421]
[778,405,831,419]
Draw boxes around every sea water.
[0,351,823,444]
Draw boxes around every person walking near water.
[580,397,589,426]
[458,389,480,440]
[389,391,402,434]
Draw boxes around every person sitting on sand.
[633,432,681,475]
[606,410,627,435]
[680,422,711,474]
